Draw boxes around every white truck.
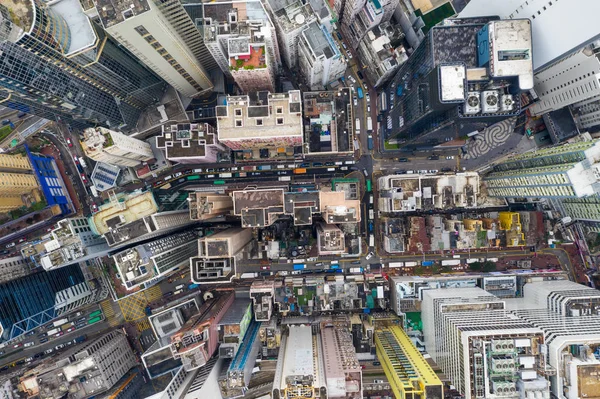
[441,259,461,266]
[366,116,373,132]
[404,261,418,267]
[53,318,69,328]
[388,262,404,268]
[78,157,87,168]
[355,118,361,134]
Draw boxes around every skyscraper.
[82,127,154,167]
[336,0,398,50]
[382,18,533,145]
[0,154,39,212]
[0,1,166,129]
[483,139,600,199]
[92,0,214,97]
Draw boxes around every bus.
[214,180,226,185]
[366,179,372,192]
[357,87,364,99]
[88,316,102,325]
[187,175,201,181]
[293,168,307,174]
[355,118,361,135]
[53,318,68,328]
[89,310,102,319]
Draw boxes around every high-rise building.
[483,139,600,199]
[0,263,86,340]
[0,256,30,284]
[337,0,398,50]
[216,91,303,152]
[382,18,533,145]
[155,122,225,164]
[92,0,213,97]
[421,288,550,399]
[0,154,39,212]
[188,193,233,221]
[82,127,154,167]
[202,0,279,93]
[297,21,347,90]
[458,0,600,71]
[0,2,166,129]
[355,22,408,87]
[113,231,198,291]
[20,330,137,398]
[316,223,346,255]
[190,228,252,283]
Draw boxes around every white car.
[363,169,368,177]
[366,94,370,103]
[367,105,371,112]
[353,97,358,106]
[446,156,454,160]
[346,50,353,59]
[366,252,374,260]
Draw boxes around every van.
[327,167,335,171]
[173,289,183,295]
[369,195,373,204]
[206,174,215,178]
[276,164,285,169]
[334,161,343,165]
[175,284,185,290]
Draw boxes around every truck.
[75,162,84,174]
[404,261,418,267]
[367,135,373,150]
[52,318,69,328]
[441,259,461,266]
[74,335,87,344]
[369,234,375,247]
[257,165,272,170]
[89,185,98,197]
[240,272,259,279]
[219,172,232,178]
[355,118,360,134]
[61,322,73,331]
[366,117,373,132]
[293,264,307,270]
[422,261,434,266]
[357,87,364,99]
[78,157,87,169]
[487,258,499,262]
[368,209,374,220]
[388,262,404,268]
[278,176,291,181]
[349,267,363,273]
[46,328,60,336]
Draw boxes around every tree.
[469,262,482,271]
[482,261,497,272]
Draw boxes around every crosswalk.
[136,319,151,332]
[100,300,121,327]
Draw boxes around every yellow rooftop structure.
[90,191,157,235]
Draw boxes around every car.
[366,252,374,260]
[25,357,33,363]
[39,337,48,343]
[399,157,409,162]
[17,111,27,118]
[164,291,174,297]
[66,138,73,147]
[18,237,27,243]
[55,331,63,337]
[174,172,182,178]
[441,167,452,172]
[13,343,22,348]
[0,351,4,356]
[205,168,215,173]
[367,105,370,112]
[427,155,439,160]
[65,340,74,346]
[446,156,454,160]
[261,266,270,270]
[80,173,87,183]
[55,344,65,350]
[347,75,356,84]
[66,327,75,333]
[366,93,370,102]
[300,162,310,167]
[346,50,352,59]
[357,71,364,80]
[353,97,357,106]
[44,349,53,355]
[340,166,348,171]
[325,162,335,166]
[336,31,342,40]
[5,243,15,249]
[428,169,438,173]
[91,203,98,212]
[363,169,368,177]
[313,162,323,167]
[73,156,79,164]
[16,359,25,365]
[34,352,44,359]
[342,42,347,50]
[373,361,381,366]
[218,167,228,172]
[1,119,11,126]
[24,342,34,348]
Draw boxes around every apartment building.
[188,193,233,221]
[155,122,225,164]
[0,154,39,212]
[82,127,154,167]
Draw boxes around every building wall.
[104,6,212,97]
[0,256,29,284]
[0,154,31,171]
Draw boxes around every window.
[276,106,283,114]
[235,120,243,127]
[134,26,149,36]
[256,119,263,126]
[235,108,243,116]
[277,117,284,125]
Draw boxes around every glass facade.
[0,264,85,340]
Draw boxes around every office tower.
[92,0,213,97]
[216,91,303,152]
[82,127,154,167]
[20,330,136,398]
[0,154,39,212]
[458,0,600,71]
[421,288,550,399]
[297,21,347,90]
[382,18,533,145]
[483,140,600,199]
[374,326,443,399]
[113,231,198,291]
[29,218,107,271]
[356,22,408,87]
[155,122,225,164]
[560,196,600,231]
[190,228,252,283]
[337,0,398,50]
[202,0,279,93]
[0,2,166,129]
[0,263,86,340]
[188,193,233,221]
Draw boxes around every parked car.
[1,119,11,126]
[346,50,352,59]
[39,337,48,344]
[366,252,374,260]
[91,203,98,212]
[66,138,73,147]
[80,173,87,183]
[13,343,22,349]
[55,331,63,337]
[55,344,65,350]
[363,169,368,177]
[446,155,454,159]
[24,342,34,348]
[44,349,53,355]
[336,32,342,40]
[25,357,33,363]
[357,71,364,80]
[66,327,75,333]
[5,243,15,248]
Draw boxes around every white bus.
[355,118,361,135]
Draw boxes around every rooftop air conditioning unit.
[464,91,481,115]
[482,90,500,113]
[501,94,514,112]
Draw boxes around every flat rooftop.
[90,191,157,235]
[95,0,151,29]
[302,21,335,59]
[49,0,96,55]
[4,1,33,33]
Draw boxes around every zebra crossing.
[100,299,121,327]
[136,319,151,332]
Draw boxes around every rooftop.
[155,123,218,159]
[3,1,33,33]
[302,21,335,59]
[49,0,96,55]
[303,89,352,154]
[90,191,157,236]
[94,0,151,29]
[233,188,285,227]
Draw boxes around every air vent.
[481,91,500,113]
[501,94,514,112]
[464,91,481,115]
